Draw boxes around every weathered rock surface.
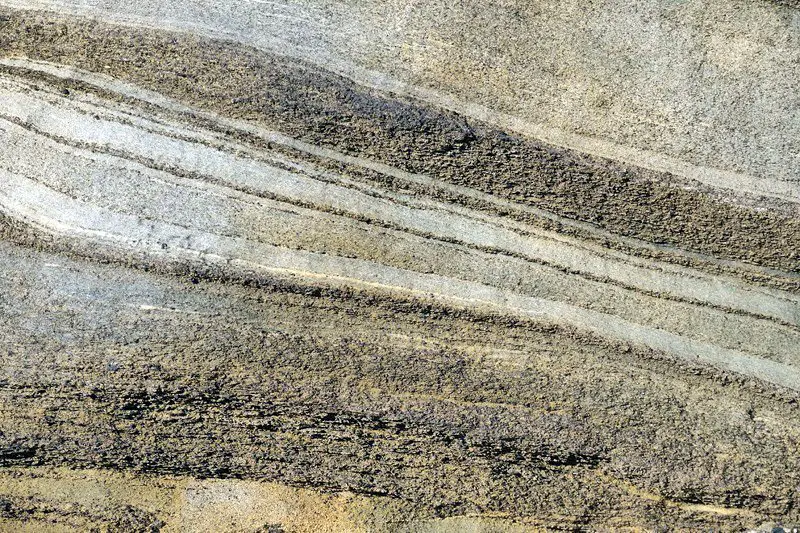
[0,1,798,530]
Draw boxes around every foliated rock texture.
[0,2,799,531]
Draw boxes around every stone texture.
[0,1,798,531]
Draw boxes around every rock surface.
[0,1,798,530]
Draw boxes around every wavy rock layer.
[0,4,799,531]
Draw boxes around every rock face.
[0,1,798,531]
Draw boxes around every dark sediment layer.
[1,7,800,531]
[0,8,798,278]
[2,240,799,529]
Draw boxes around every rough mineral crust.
[0,1,798,531]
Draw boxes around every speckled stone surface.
[0,2,798,531]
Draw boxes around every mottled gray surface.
[0,2,799,531]
[2,0,798,189]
